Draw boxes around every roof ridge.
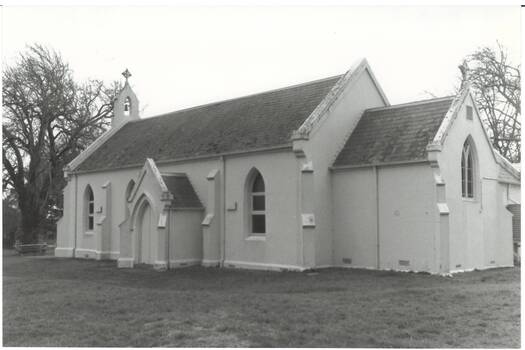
[131,74,343,123]
[366,95,455,112]
[75,71,342,173]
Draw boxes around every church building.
[55,59,520,274]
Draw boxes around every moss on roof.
[161,174,203,209]
[76,76,341,172]
[333,97,454,167]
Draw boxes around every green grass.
[3,252,521,347]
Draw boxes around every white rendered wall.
[57,157,220,261]
[55,175,76,257]
[71,168,142,259]
[437,94,514,271]
[303,68,387,266]
[332,167,377,269]
[508,183,521,204]
[56,150,306,270]
[169,210,203,267]
[333,163,439,273]
[223,150,302,270]
[377,164,438,272]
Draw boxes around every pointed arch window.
[124,180,135,218]
[85,186,95,231]
[249,171,266,234]
[124,97,131,116]
[461,140,475,198]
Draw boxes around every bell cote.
[112,68,140,127]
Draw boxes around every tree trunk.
[18,214,40,244]
[17,195,44,244]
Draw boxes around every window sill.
[461,198,477,203]
[84,231,95,236]
[245,235,266,242]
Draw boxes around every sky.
[1,5,521,118]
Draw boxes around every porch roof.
[161,173,203,209]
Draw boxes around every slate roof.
[76,76,342,172]
[161,174,203,209]
[333,97,455,167]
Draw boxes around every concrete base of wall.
[449,264,514,274]
[223,260,307,272]
[202,259,220,267]
[51,251,516,275]
[75,248,99,260]
[169,259,202,268]
[334,264,439,274]
[333,264,516,275]
[117,258,134,268]
[99,251,120,260]
[75,248,119,261]
[154,261,168,270]
[55,247,74,258]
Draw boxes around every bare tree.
[460,42,521,162]
[2,44,118,243]
[3,189,20,248]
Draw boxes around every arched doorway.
[136,200,154,264]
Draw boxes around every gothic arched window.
[85,185,95,231]
[461,139,476,199]
[247,169,266,234]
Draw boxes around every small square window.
[466,106,473,120]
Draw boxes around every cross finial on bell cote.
[122,68,132,83]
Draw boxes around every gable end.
[292,58,390,141]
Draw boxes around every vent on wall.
[466,106,473,120]
[398,260,410,266]
[342,258,352,264]
[455,264,462,268]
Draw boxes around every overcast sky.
[2,6,521,118]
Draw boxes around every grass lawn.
[3,252,521,347]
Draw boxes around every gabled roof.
[430,85,520,182]
[128,158,203,209]
[333,97,455,167]
[495,152,521,183]
[498,167,520,185]
[293,58,389,139]
[161,173,203,209]
[74,75,342,172]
